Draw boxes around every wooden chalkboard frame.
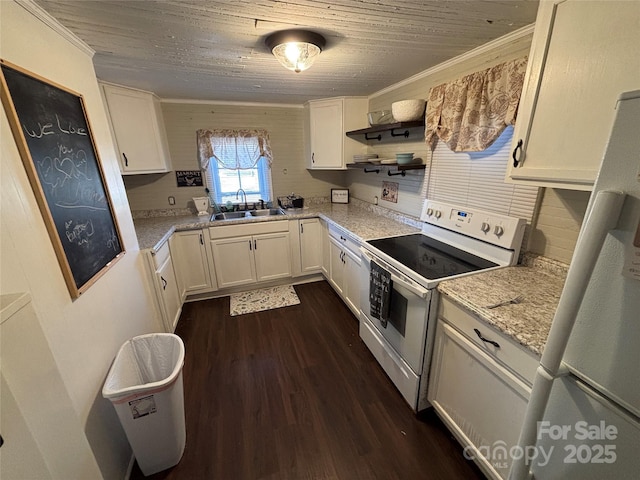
[0,59,125,299]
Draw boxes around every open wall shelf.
[346,162,425,177]
[346,120,425,143]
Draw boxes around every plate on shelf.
[353,155,379,163]
[379,158,396,164]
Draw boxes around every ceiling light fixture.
[265,30,326,73]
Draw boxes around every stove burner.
[367,233,498,281]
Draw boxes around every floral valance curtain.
[425,56,528,152]
[196,129,273,170]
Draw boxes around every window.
[209,157,271,204]
[196,129,273,206]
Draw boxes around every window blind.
[423,127,539,221]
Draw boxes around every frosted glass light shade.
[266,30,326,73]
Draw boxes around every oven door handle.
[389,272,429,299]
[361,248,430,299]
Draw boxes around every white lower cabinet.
[170,229,216,298]
[328,225,362,317]
[289,218,323,277]
[254,232,292,282]
[321,219,330,277]
[209,221,291,289]
[329,238,345,296]
[149,242,181,332]
[299,218,323,274]
[342,247,361,316]
[428,296,539,480]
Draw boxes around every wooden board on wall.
[0,60,125,299]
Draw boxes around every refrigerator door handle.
[541,190,626,373]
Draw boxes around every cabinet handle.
[249,240,252,250]
[340,235,346,242]
[254,239,257,250]
[300,223,304,234]
[474,328,500,348]
[312,152,315,164]
[512,139,523,168]
[122,152,129,167]
[161,276,167,290]
[199,233,203,245]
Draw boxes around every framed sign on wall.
[0,60,125,299]
[331,188,349,204]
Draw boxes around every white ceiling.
[34,0,539,104]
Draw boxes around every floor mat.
[230,285,300,316]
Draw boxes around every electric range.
[358,200,527,411]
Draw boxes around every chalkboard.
[0,60,125,299]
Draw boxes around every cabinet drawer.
[438,296,539,385]
[209,220,288,239]
[152,241,171,270]
[328,223,360,255]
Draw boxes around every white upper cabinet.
[507,0,640,190]
[306,97,368,169]
[101,83,172,175]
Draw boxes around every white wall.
[123,101,346,211]
[1,1,161,478]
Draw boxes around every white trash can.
[102,333,186,476]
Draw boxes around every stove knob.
[434,210,442,219]
[427,208,434,217]
[494,225,504,236]
[481,222,491,233]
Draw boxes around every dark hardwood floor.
[131,281,484,480]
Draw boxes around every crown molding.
[161,98,304,109]
[370,24,535,99]
[15,0,94,57]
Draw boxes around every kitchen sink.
[249,208,285,217]
[211,208,285,221]
[211,211,249,221]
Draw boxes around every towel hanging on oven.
[369,261,392,327]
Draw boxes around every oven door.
[360,248,432,374]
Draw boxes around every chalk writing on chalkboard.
[176,170,203,187]
[0,59,125,299]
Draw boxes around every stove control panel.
[420,200,526,250]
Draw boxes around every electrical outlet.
[168,196,175,205]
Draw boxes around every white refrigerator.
[510,90,640,479]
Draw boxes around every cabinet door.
[254,232,291,282]
[299,218,323,273]
[428,321,531,480]
[156,255,181,332]
[321,220,330,278]
[210,236,256,288]
[329,238,345,295]
[170,230,215,296]
[343,247,362,317]
[507,0,640,190]
[309,99,343,169]
[102,84,171,174]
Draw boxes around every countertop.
[132,203,567,357]
[437,255,569,357]
[132,202,422,252]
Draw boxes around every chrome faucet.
[236,188,248,211]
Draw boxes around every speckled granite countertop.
[134,202,567,357]
[133,201,421,252]
[437,255,569,356]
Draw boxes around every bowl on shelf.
[396,153,415,165]
[367,110,394,126]
[391,100,426,122]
